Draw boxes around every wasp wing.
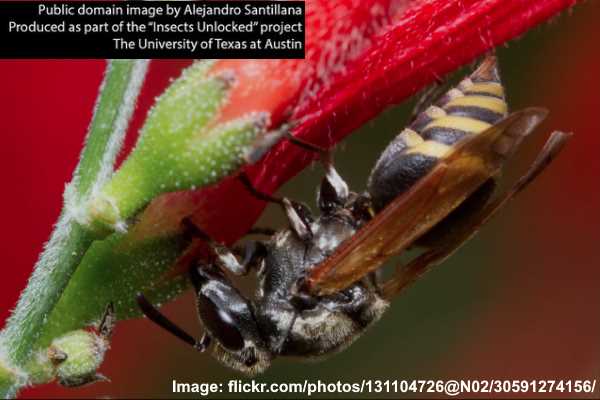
[306,108,548,296]
[380,130,572,300]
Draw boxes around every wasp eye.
[197,295,245,351]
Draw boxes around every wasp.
[136,55,571,374]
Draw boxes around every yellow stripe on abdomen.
[423,115,492,135]
[398,128,424,147]
[404,140,452,158]
[445,95,507,115]
[463,82,504,98]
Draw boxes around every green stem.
[2,223,95,366]
[0,60,149,397]
[75,60,150,198]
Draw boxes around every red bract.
[134,0,579,258]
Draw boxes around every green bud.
[26,305,114,388]
[48,330,109,387]
[87,61,226,231]
[20,329,108,388]
[84,60,279,235]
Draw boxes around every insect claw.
[244,120,296,164]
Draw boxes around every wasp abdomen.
[367,56,508,212]
[368,151,439,211]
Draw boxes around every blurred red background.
[1,1,598,398]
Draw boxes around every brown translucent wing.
[379,130,572,301]
[306,108,548,296]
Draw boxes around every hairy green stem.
[0,60,149,397]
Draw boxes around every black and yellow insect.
[306,55,571,296]
[137,55,571,374]
[368,56,510,211]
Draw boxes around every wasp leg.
[244,122,295,164]
[136,293,211,352]
[268,280,314,354]
[285,134,350,213]
[181,217,263,276]
[323,284,376,327]
[381,131,572,300]
[232,240,268,274]
[268,302,299,355]
[238,173,313,241]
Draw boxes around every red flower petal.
[135,0,578,252]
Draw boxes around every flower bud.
[25,304,114,388]
[48,329,109,387]
[85,61,282,236]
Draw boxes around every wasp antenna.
[136,293,208,351]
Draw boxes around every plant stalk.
[0,60,149,397]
